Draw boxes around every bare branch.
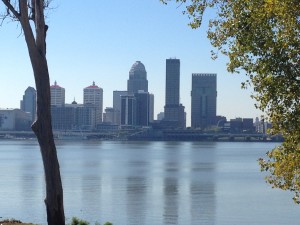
[1,0,20,19]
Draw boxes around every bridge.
[0,130,283,142]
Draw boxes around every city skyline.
[0,1,261,126]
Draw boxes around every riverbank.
[0,219,36,225]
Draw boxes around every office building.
[127,61,148,94]
[103,107,116,124]
[50,81,65,106]
[165,58,180,106]
[191,73,217,129]
[51,101,96,131]
[113,90,128,125]
[0,109,31,131]
[134,91,150,126]
[121,95,136,126]
[20,86,36,123]
[83,81,103,124]
[163,58,186,128]
[149,93,154,123]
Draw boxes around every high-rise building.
[191,73,217,129]
[20,86,36,123]
[134,91,151,127]
[83,81,103,124]
[149,93,154,123]
[165,58,180,106]
[127,61,148,94]
[164,58,186,128]
[50,81,65,106]
[113,90,128,125]
[121,95,136,126]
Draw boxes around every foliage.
[162,0,300,202]
[71,217,89,225]
[69,217,113,225]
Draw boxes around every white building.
[50,81,65,106]
[83,81,103,124]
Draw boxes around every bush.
[69,217,113,225]
[71,217,90,225]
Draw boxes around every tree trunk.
[31,52,65,225]
[14,1,66,224]
[1,1,66,224]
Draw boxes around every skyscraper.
[191,73,217,129]
[164,58,186,128]
[134,91,151,126]
[50,81,65,106]
[121,95,136,126]
[127,61,148,94]
[113,90,128,125]
[165,58,180,106]
[20,86,36,123]
[83,81,103,125]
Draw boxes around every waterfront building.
[228,117,255,133]
[0,109,31,131]
[242,118,255,133]
[134,91,151,126]
[83,81,103,124]
[51,101,96,131]
[230,118,243,133]
[127,61,148,94]
[20,86,36,123]
[50,81,65,106]
[103,107,117,124]
[121,95,136,126]
[191,73,217,129]
[113,90,128,125]
[163,58,186,128]
[149,93,154,123]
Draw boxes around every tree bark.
[30,54,65,225]
[16,1,65,224]
[1,0,65,223]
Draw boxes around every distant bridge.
[0,130,283,142]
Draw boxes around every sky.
[0,0,262,126]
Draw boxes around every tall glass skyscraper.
[191,73,217,129]
[163,58,185,128]
[165,58,180,106]
[127,61,148,94]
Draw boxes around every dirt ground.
[0,219,36,225]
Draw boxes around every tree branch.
[18,0,37,57]
[1,0,20,19]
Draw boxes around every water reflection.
[162,142,216,224]
[126,177,148,225]
[163,178,179,224]
[1,140,297,225]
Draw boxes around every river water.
[0,140,299,225]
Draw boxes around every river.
[0,140,298,225]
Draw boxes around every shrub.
[71,217,90,225]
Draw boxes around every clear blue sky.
[0,0,261,126]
